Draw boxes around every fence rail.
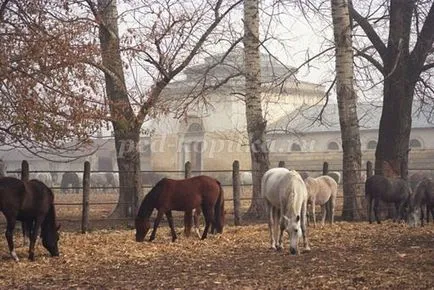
[1,159,430,233]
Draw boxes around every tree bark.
[331,0,362,220]
[243,0,270,219]
[97,0,142,217]
[374,0,414,178]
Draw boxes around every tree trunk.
[374,0,414,179]
[331,0,362,220]
[243,0,270,219]
[97,0,142,217]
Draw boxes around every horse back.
[0,177,27,213]
[156,175,220,210]
[415,178,434,205]
[366,175,410,202]
[262,168,307,213]
[307,175,337,204]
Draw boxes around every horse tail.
[213,180,225,234]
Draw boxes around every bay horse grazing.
[135,175,224,242]
[305,175,337,227]
[0,177,60,261]
[365,175,411,224]
[261,168,310,255]
[408,178,434,227]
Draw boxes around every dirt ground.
[0,221,433,289]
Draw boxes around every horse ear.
[296,215,300,222]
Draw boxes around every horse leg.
[320,204,326,226]
[273,208,285,251]
[266,202,276,250]
[200,206,214,240]
[330,196,336,225]
[183,210,193,237]
[396,201,406,223]
[421,205,425,227]
[165,211,177,242]
[301,201,311,251]
[149,210,164,241]
[373,198,381,224]
[193,208,201,238]
[28,217,43,261]
[5,215,18,261]
[367,195,373,224]
[312,198,317,227]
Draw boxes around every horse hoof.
[11,251,19,262]
[276,245,283,251]
[28,255,35,262]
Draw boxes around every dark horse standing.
[365,175,411,224]
[135,175,225,242]
[0,177,60,261]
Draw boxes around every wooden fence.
[0,159,380,233]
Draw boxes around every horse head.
[135,217,151,242]
[282,215,301,255]
[41,222,60,257]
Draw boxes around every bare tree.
[2,0,242,217]
[349,0,434,177]
[244,0,270,218]
[331,0,362,220]
[86,0,243,217]
[0,0,106,160]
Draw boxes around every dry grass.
[0,221,433,289]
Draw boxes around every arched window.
[327,141,340,151]
[410,139,422,149]
[187,123,203,133]
[367,140,377,150]
[291,143,301,151]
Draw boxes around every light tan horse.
[261,168,310,255]
[305,175,337,227]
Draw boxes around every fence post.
[21,160,29,181]
[322,161,329,175]
[232,160,241,226]
[0,159,5,177]
[185,161,192,179]
[366,161,373,178]
[278,161,285,168]
[81,161,90,234]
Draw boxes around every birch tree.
[331,0,362,220]
[244,0,270,218]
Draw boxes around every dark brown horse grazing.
[0,177,60,261]
[408,178,434,227]
[365,175,411,224]
[135,175,224,242]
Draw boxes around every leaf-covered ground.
[0,221,433,289]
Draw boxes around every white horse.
[304,175,337,227]
[261,167,310,255]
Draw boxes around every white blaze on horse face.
[283,215,301,254]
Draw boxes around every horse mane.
[136,178,166,218]
[286,170,305,217]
